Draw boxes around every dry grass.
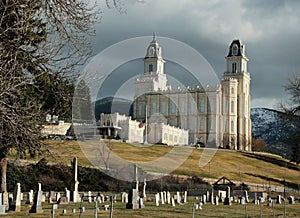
[40,140,300,187]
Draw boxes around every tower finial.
[152,32,156,41]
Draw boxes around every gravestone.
[206,190,210,202]
[48,191,55,203]
[58,196,69,205]
[184,191,187,203]
[72,157,80,202]
[27,190,34,205]
[155,193,159,206]
[276,195,282,204]
[160,192,165,204]
[12,183,21,212]
[139,197,144,208]
[88,191,92,203]
[240,196,246,205]
[210,191,215,205]
[30,184,43,213]
[202,194,206,204]
[167,191,171,204]
[171,197,175,207]
[126,189,139,209]
[56,192,61,203]
[0,193,5,215]
[267,197,273,206]
[65,188,70,202]
[143,178,147,201]
[245,190,249,203]
[215,195,219,205]
[176,192,181,204]
[288,196,295,204]
[163,191,167,203]
[224,186,231,206]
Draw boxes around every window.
[232,44,238,55]
[199,98,205,113]
[225,100,229,113]
[138,105,143,116]
[149,64,153,72]
[151,102,156,114]
[107,120,110,126]
[199,119,204,131]
[232,62,237,73]
[231,120,234,132]
[231,87,234,94]
[161,102,165,114]
[180,100,185,113]
[170,102,175,114]
[231,100,234,113]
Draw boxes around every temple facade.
[133,35,251,151]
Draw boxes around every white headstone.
[12,183,21,212]
[160,192,165,204]
[183,191,187,203]
[176,192,181,204]
[171,197,175,207]
[167,191,171,204]
[155,193,159,206]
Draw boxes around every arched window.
[149,64,153,72]
[231,100,234,113]
[232,44,238,55]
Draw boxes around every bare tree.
[0,0,122,207]
[281,75,300,164]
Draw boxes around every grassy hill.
[39,140,300,189]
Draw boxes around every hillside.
[251,108,297,158]
[38,140,300,189]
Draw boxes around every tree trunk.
[0,157,9,210]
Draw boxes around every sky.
[86,0,300,110]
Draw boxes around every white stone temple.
[133,34,251,150]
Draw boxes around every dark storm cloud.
[87,0,300,109]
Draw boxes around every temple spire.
[152,32,156,42]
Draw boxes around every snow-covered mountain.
[250,108,297,158]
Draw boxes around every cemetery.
[0,153,300,217]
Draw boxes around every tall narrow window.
[231,100,234,113]
[199,118,204,131]
[149,64,153,72]
[232,62,237,73]
[170,102,175,114]
[151,102,156,114]
[225,100,229,113]
[161,102,165,114]
[199,98,205,113]
[138,105,143,116]
[232,44,238,55]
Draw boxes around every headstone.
[72,208,76,213]
[12,183,21,212]
[202,194,206,204]
[72,157,79,202]
[288,196,295,204]
[245,190,249,203]
[139,197,144,208]
[171,197,175,207]
[240,196,246,205]
[56,192,61,203]
[126,189,139,209]
[210,191,214,205]
[224,186,231,206]
[267,197,273,206]
[160,192,165,204]
[184,191,187,203]
[143,178,147,201]
[176,192,181,204]
[88,191,92,203]
[155,193,159,206]
[58,197,69,205]
[48,191,54,203]
[30,188,43,213]
[104,205,109,211]
[276,195,282,204]
[28,190,34,205]
[65,188,70,202]
[167,191,171,204]
[206,190,210,202]
[0,193,5,215]
[163,191,167,203]
[215,195,219,205]
[62,209,67,214]
[41,194,46,203]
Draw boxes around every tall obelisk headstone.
[72,157,79,202]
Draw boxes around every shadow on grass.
[245,172,299,189]
[241,152,300,171]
